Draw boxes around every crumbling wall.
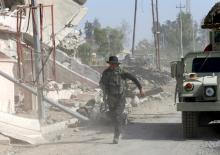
[56,49,100,84]
[46,59,99,88]
[4,0,25,10]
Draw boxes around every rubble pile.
[44,66,173,124]
[125,66,172,86]
[57,31,85,57]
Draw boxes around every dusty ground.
[1,81,220,155]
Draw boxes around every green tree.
[93,18,101,29]
[84,19,101,41]
[83,19,125,60]
[84,21,94,41]
[77,43,92,64]
[159,12,200,60]
[94,27,109,56]
[94,27,124,57]
[108,28,124,55]
[119,20,131,47]
[179,12,194,51]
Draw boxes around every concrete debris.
[123,66,172,87]
[125,102,133,113]
[73,128,80,132]
[42,118,79,134]
[151,94,163,101]
[140,97,149,103]
[0,134,10,145]
[126,98,132,106]
[58,31,85,57]
[131,96,140,107]
[160,92,172,98]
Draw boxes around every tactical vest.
[107,68,126,95]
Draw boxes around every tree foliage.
[93,27,124,57]
[160,12,195,52]
[157,11,205,61]
[77,43,92,64]
[80,19,125,63]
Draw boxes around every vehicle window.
[192,57,220,73]
[215,31,220,43]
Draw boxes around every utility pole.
[151,0,157,68]
[192,21,196,52]
[176,1,185,58]
[31,0,45,122]
[155,0,160,70]
[151,0,160,70]
[131,0,138,56]
[186,0,191,13]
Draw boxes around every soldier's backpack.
[107,67,127,95]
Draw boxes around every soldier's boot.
[113,137,119,144]
[113,132,120,144]
[123,113,128,125]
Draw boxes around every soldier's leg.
[108,107,116,122]
[113,104,125,143]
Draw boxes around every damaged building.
[0,0,102,144]
[0,0,172,146]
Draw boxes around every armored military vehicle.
[171,2,220,138]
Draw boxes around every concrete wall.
[24,0,88,45]
[0,61,15,114]
[47,60,99,88]
[56,49,101,84]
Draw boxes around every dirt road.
[2,83,220,155]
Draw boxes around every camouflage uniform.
[99,66,142,142]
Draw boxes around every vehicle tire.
[182,112,198,138]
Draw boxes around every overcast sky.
[80,0,219,46]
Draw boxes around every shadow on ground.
[122,122,220,141]
[79,119,220,142]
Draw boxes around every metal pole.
[176,2,185,58]
[151,0,157,68]
[0,70,89,121]
[131,0,138,56]
[31,0,45,122]
[155,0,160,70]
[192,21,196,52]
[180,9,183,58]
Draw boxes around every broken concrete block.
[0,134,10,144]
[42,118,78,134]
[89,107,100,120]
[151,93,162,100]
[125,103,133,113]
[66,118,79,128]
[131,96,140,107]
[126,97,132,105]
[73,128,80,132]
[140,96,149,103]
[62,83,71,89]
[160,92,172,98]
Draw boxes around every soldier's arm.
[122,71,144,97]
[99,70,108,92]
[122,71,142,90]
